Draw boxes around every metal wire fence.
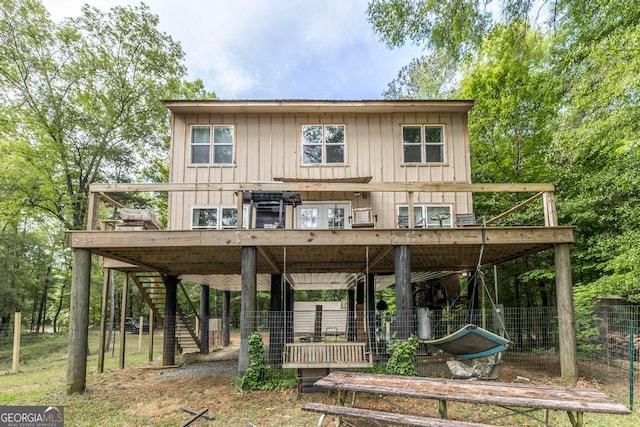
[2,305,639,401]
[247,305,640,393]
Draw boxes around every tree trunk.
[53,282,67,333]
[36,275,50,333]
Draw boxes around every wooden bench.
[313,371,631,427]
[303,402,492,426]
[282,342,372,393]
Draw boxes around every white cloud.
[41,0,423,99]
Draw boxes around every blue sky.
[42,0,424,99]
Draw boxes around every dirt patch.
[76,345,634,426]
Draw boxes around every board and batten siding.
[168,112,472,230]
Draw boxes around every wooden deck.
[67,226,574,280]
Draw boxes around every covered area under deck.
[66,225,577,393]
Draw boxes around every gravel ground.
[155,346,240,380]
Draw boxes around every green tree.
[0,0,212,231]
[0,0,214,322]
[550,1,640,301]
[367,0,491,60]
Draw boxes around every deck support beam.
[67,248,92,394]
[222,291,230,346]
[555,243,578,384]
[200,284,209,354]
[163,275,178,366]
[239,246,257,375]
[394,246,413,340]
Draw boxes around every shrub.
[386,335,419,376]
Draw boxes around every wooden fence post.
[12,311,21,373]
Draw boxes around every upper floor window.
[402,125,445,163]
[190,125,234,165]
[302,124,345,165]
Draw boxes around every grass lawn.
[1,330,638,426]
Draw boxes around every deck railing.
[86,182,558,231]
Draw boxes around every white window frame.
[191,207,218,229]
[295,203,350,229]
[401,124,446,164]
[397,204,452,228]
[189,124,235,165]
[191,206,248,230]
[301,124,346,165]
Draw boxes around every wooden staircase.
[130,272,202,354]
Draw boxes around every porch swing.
[422,246,511,380]
[281,247,374,394]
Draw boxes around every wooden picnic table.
[312,371,631,426]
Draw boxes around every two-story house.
[66,100,578,393]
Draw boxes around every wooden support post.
[119,273,128,370]
[367,274,376,353]
[200,285,210,354]
[268,274,284,364]
[163,275,178,366]
[138,315,144,353]
[394,246,413,340]
[148,310,154,362]
[86,192,100,231]
[67,248,91,394]
[237,190,244,229]
[543,191,558,227]
[222,291,230,347]
[239,246,257,375]
[356,279,365,341]
[408,191,415,228]
[98,268,110,373]
[285,281,294,344]
[314,305,323,342]
[12,311,21,373]
[555,243,578,384]
[438,400,448,419]
[347,288,356,342]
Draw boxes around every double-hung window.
[397,205,452,228]
[402,125,445,163]
[190,125,234,165]
[302,124,345,165]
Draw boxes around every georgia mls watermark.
[0,406,63,427]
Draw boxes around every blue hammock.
[423,324,510,360]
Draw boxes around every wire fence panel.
[2,305,639,401]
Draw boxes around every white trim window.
[402,124,445,163]
[192,207,217,229]
[191,206,248,229]
[302,124,345,165]
[397,205,452,228]
[296,203,349,229]
[190,125,234,165]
